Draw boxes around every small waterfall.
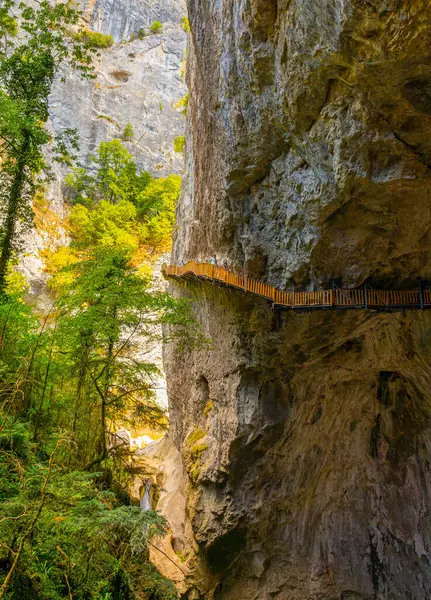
[140,480,152,511]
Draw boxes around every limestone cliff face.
[50,0,187,181]
[165,2,431,599]
[23,0,187,294]
[173,0,431,288]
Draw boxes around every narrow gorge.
[1,1,431,600]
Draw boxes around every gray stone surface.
[50,0,187,180]
[81,0,185,43]
[165,282,431,600]
[165,1,431,598]
[173,0,431,289]
[22,0,187,293]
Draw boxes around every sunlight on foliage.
[150,21,163,34]
[175,92,189,116]
[180,16,190,33]
[174,135,185,153]
[0,3,195,597]
[74,28,114,49]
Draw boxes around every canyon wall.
[165,2,431,599]
[23,0,187,294]
[51,0,187,179]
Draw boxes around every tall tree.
[65,139,153,207]
[56,246,195,468]
[0,0,94,292]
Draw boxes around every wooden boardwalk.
[162,261,431,311]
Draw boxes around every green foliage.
[64,140,181,252]
[74,29,114,49]
[150,21,163,34]
[122,122,134,141]
[0,1,17,38]
[65,139,152,207]
[185,428,206,448]
[0,420,177,599]
[0,243,201,597]
[190,443,208,459]
[175,92,189,116]
[69,200,143,253]
[183,429,207,483]
[0,0,95,292]
[180,16,190,34]
[174,136,185,153]
[0,5,198,599]
[136,175,181,248]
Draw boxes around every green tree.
[0,422,178,599]
[0,1,94,293]
[0,252,201,597]
[69,200,144,253]
[122,122,134,141]
[56,246,194,468]
[150,21,163,34]
[136,175,181,248]
[65,139,152,207]
[62,140,181,253]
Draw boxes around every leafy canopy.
[0,0,95,174]
[65,139,152,207]
[0,420,178,600]
[61,140,181,260]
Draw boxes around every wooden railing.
[162,262,431,310]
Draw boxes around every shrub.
[150,21,163,34]
[175,92,189,116]
[174,135,185,153]
[122,122,134,141]
[74,29,114,49]
[181,16,190,33]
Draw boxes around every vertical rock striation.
[166,2,431,598]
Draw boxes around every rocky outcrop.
[50,0,187,182]
[166,2,431,598]
[81,0,185,44]
[174,0,431,288]
[132,436,204,597]
[165,283,431,600]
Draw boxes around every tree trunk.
[99,305,117,461]
[0,133,31,294]
[32,324,57,442]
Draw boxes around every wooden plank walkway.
[162,261,431,311]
